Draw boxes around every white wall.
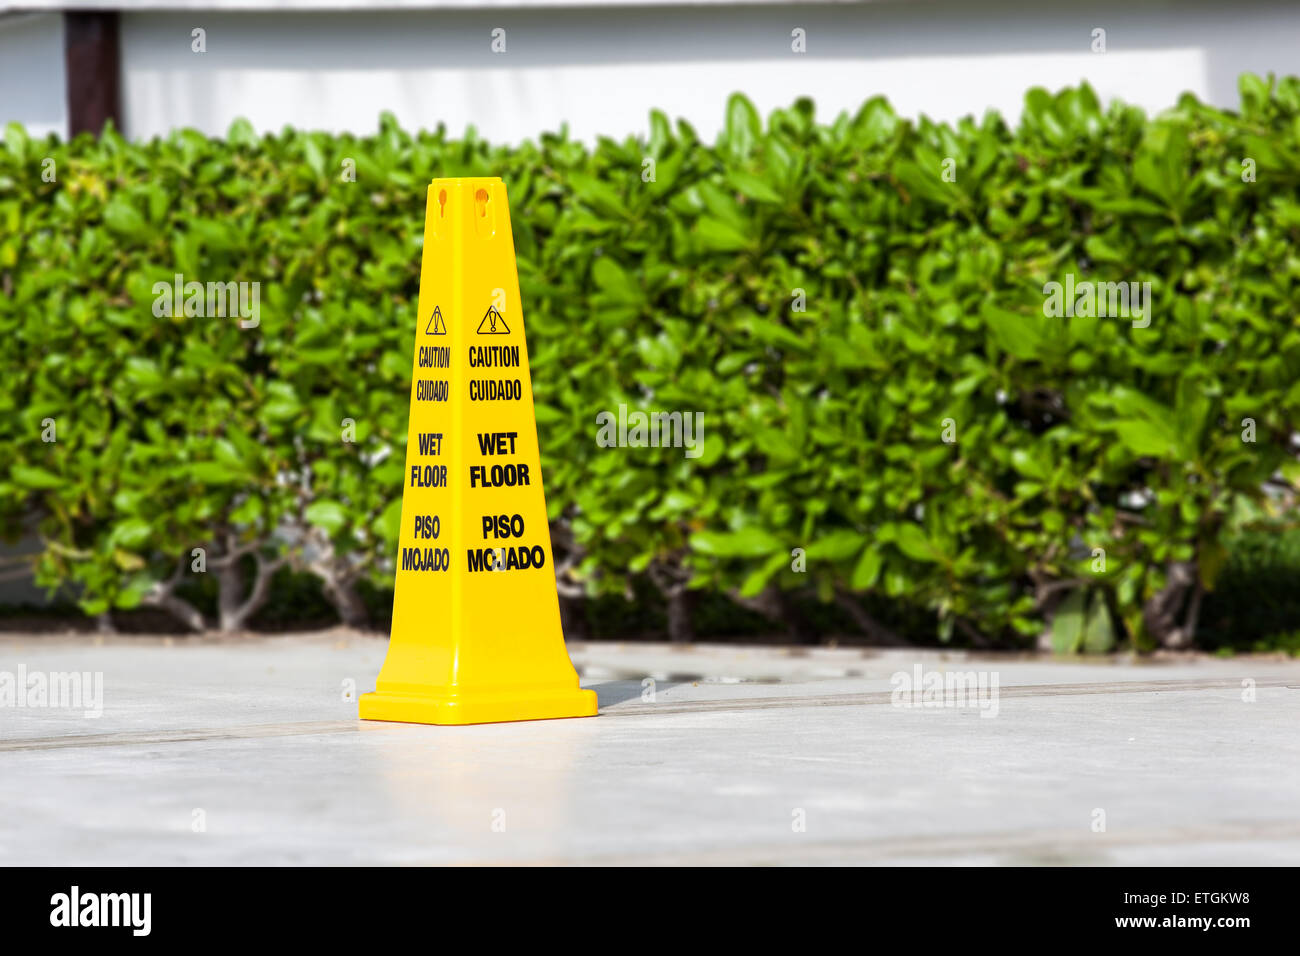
[117,0,1300,144]
[6,2,1299,143]
[0,12,67,139]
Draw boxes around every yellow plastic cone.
[359,178,597,725]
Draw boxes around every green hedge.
[3,76,1299,649]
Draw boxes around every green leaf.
[809,529,866,561]
[372,497,403,544]
[727,170,782,204]
[4,121,29,161]
[227,118,258,149]
[1051,590,1087,655]
[691,527,783,558]
[723,93,761,159]
[103,197,147,238]
[739,552,790,598]
[11,465,63,489]
[892,524,941,563]
[305,499,347,534]
[850,547,883,589]
[1010,448,1048,480]
[1082,592,1116,654]
[189,462,245,485]
[1112,419,1179,457]
[108,519,151,550]
[983,305,1050,360]
[302,136,326,178]
[695,217,751,251]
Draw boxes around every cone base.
[359,686,597,726]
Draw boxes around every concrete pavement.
[1,632,1297,865]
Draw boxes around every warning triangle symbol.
[424,306,447,335]
[476,305,510,335]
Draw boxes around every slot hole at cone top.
[438,189,447,217]
[475,188,489,217]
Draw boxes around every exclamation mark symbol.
[477,305,509,334]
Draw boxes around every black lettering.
[468,463,531,488]
[476,431,519,455]
[482,513,526,539]
[416,379,449,402]
[418,346,450,369]
[466,544,547,573]
[468,345,520,368]
[410,464,448,488]
[468,378,521,401]
[402,546,449,572]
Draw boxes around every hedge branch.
[141,556,206,633]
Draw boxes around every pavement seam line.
[1,676,1293,751]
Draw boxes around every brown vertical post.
[64,11,122,137]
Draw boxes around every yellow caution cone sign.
[359,178,597,725]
